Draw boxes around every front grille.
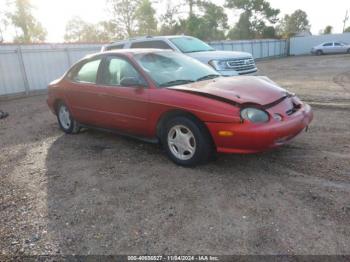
[226,58,256,72]
[286,102,302,116]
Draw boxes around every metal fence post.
[17,46,30,95]
[280,40,283,56]
[286,39,290,56]
[65,48,72,67]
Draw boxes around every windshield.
[134,51,220,87]
[170,36,215,53]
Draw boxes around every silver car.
[311,42,350,55]
[101,35,258,76]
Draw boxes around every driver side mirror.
[120,77,147,87]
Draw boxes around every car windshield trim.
[196,74,221,81]
[159,79,195,87]
[134,51,220,88]
[183,49,216,54]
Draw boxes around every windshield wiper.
[196,74,221,81]
[160,79,195,87]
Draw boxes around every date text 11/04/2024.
[127,255,219,261]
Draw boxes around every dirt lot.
[0,55,350,255]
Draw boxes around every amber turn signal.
[218,131,234,137]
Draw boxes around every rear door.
[95,55,151,136]
[333,42,347,53]
[65,56,107,126]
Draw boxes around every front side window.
[72,59,102,84]
[130,40,172,50]
[170,37,215,53]
[100,56,146,87]
[134,51,220,87]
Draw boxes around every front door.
[95,55,150,136]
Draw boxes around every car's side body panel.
[48,50,313,155]
[311,42,350,54]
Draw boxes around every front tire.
[161,116,213,166]
[316,50,323,56]
[57,102,80,134]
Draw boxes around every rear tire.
[161,116,213,167]
[316,50,323,56]
[56,102,80,134]
[347,49,350,54]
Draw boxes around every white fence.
[0,44,101,96]
[209,39,288,59]
[290,33,350,55]
[0,39,289,96]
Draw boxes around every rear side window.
[323,43,333,47]
[71,59,102,84]
[106,44,124,51]
[334,43,343,46]
[130,40,172,49]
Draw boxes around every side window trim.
[130,40,173,50]
[97,54,149,88]
[67,56,103,85]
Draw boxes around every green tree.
[135,0,157,35]
[64,17,120,42]
[8,0,47,43]
[159,2,181,35]
[225,0,280,39]
[322,25,333,34]
[227,12,252,39]
[107,0,141,37]
[199,1,228,40]
[183,0,199,17]
[168,1,226,41]
[64,17,89,42]
[0,10,8,42]
[277,9,310,38]
[345,26,350,33]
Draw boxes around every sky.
[1,0,349,42]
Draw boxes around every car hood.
[167,76,289,106]
[186,50,253,63]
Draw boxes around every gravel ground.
[0,54,350,255]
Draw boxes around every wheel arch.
[53,98,65,114]
[155,109,215,148]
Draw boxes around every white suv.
[101,35,258,76]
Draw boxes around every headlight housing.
[208,60,228,71]
[240,107,269,123]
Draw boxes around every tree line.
[1,0,350,43]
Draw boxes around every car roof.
[105,35,190,46]
[84,48,173,60]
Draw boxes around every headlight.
[240,108,269,123]
[208,60,228,71]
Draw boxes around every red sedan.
[47,49,313,166]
